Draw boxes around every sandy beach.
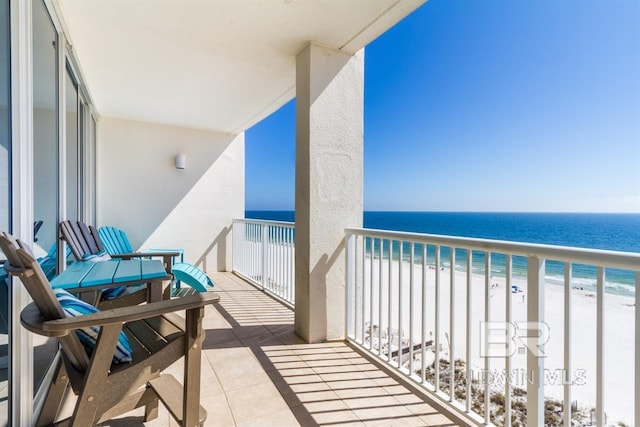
[357,257,635,425]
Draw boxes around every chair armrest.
[111,252,179,270]
[147,248,184,263]
[140,251,181,258]
[42,292,220,334]
[20,303,68,337]
[111,251,181,259]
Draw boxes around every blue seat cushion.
[100,285,127,300]
[54,289,133,364]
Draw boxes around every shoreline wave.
[369,253,636,298]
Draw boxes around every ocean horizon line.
[246,209,640,215]
[242,210,639,297]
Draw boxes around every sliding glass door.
[0,0,11,424]
[2,1,98,421]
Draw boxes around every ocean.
[245,211,640,297]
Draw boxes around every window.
[32,0,59,396]
[65,67,79,222]
[33,0,58,260]
[0,0,8,233]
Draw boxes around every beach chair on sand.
[98,225,214,294]
[0,232,218,426]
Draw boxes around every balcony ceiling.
[55,0,425,134]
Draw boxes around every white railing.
[232,219,295,306]
[345,227,640,427]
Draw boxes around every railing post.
[465,249,472,414]
[345,232,355,339]
[434,245,440,390]
[563,262,573,427]
[527,256,545,427]
[505,254,513,427]
[261,223,268,290]
[231,220,236,273]
[484,252,491,425]
[596,266,605,427]
[636,271,640,427]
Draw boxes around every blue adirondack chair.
[98,226,213,293]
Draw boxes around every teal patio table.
[50,259,170,303]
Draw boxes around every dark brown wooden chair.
[59,221,181,307]
[59,220,179,269]
[0,232,219,426]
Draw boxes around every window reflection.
[66,70,79,222]
[32,0,59,398]
[0,0,8,232]
[33,0,58,261]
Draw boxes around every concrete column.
[295,43,364,343]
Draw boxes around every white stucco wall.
[97,117,244,272]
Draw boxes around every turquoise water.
[245,211,640,297]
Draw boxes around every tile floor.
[85,273,467,426]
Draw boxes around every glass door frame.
[8,0,99,422]
[9,0,35,424]
[64,33,97,227]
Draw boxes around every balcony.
[81,272,461,427]
[8,1,636,424]
[5,218,637,426]
[5,218,634,426]
[232,219,640,427]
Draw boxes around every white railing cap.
[345,227,640,271]
[234,218,295,227]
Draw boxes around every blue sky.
[245,0,640,213]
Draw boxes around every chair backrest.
[0,233,63,319]
[59,221,105,261]
[0,232,89,372]
[98,226,134,255]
